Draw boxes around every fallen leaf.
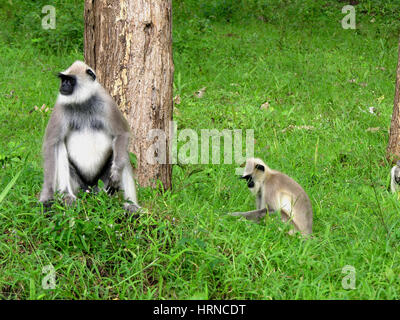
[366,127,380,132]
[281,125,315,133]
[194,87,206,98]
[260,101,270,110]
[367,107,380,116]
[174,94,181,105]
[4,90,14,98]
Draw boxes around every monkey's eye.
[86,69,96,81]
[58,73,76,84]
[66,77,76,86]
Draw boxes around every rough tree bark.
[387,36,400,164]
[84,0,173,189]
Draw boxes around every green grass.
[1,0,400,299]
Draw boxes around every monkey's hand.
[39,187,54,203]
[39,188,55,213]
[107,167,121,195]
[39,200,53,213]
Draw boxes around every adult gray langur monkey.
[229,158,313,235]
[39,60,140,213]
[390,160,400,194]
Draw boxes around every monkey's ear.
[86,69,96,81]
[255,164,265,172]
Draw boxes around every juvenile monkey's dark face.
[394,166,400,184]
[58,73,76,95]
[240,161,265,190]
[241,174,255,188]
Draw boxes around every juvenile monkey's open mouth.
[240,175,254,188]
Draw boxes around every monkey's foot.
[124,203,141,214]
[62,194,76,207]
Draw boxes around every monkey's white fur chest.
[390,166,400,193]
[66,129,112,179]
[249,181,262,195]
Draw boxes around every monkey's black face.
[241,174,255,188]
[395,175,400,184]
[58,73,76,95]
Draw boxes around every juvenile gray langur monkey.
[390,160,400,194]
[39,60,140,213]
[229,158,313,235]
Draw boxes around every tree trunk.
[84,0,173,189]
[387,36,400,164]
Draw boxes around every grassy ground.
[1,0,400,299]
